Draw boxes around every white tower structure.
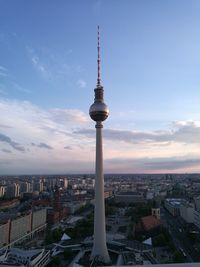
[89,26,110,263]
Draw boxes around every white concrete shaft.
[91,123,110,263]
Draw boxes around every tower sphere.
[89,101,109,122]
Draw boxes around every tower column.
[91,121,110,262]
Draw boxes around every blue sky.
[1,0,200,174]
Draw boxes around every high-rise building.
[0,186,6,198]
[20,182,31,194]
[89,26,110,263]
[6,183,20,199]
[60,178,68,189]
[33,180,44,192]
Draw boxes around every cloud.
[0,160,10,166]
[0,71,7,77]
[64,146,72,150]
[31,55,50,78]
[31,142,53,149]
[2,148,12,153]
[0,88,6,96]
[26,47,52,79]
[0,98,91,174]
[77,79,86,88]
[144,158,200,170]
[66,49,72,55]
[37,142,53,150]
[11,82,31,94]
[106,156,200,172]
[93,0,102,14]
[0,124,13,129]
[74,121,200,145]
[25,47,86,100]
[74,128,164,144]
[0,65,8,77]
[75,65,84,73]
[1,96,200,174]
[0,66,7,72]
[0,132,25,151]
[26,46,83,85]
[51,108,89,124]
[0,97,93,174]
[0,98,89,134]
[0,66,31,94]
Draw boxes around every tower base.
[90,249,110,264]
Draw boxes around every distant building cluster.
[0,181,43,199]
[0,177,69,199]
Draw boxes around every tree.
[45,227,63,244]
[105,203,116,215]
[52,227,63,242]
[50,256,61,266]
[173,251,185,263]
[153,234,167,247]
[63,248,73,260]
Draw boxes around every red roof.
[141,215,161,232]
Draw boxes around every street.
[161,206,200,262]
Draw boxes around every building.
[146,191,154,200]
[20,182,31,194]
[193,210,200,229]
[0,209,47,248]
[180,203,194,223]
[32,209,47,230]
[60,178,68,189]
[10,213,32,243]
[53,186,61,211]
[46,208,60,225]
[0,221,10,247]
[33,181,43,192]
[6,184,20,199]
[0,199,20,211]
[0,248,50,267]
[46,188,68,225]
[115,192,145,204]
[0,186,6,198]
[194,195,200,211]
[151,208,160,220]
[164,198,186,216]
[139,215,161,233]
[104,190,113,199]
[64,201,86,214]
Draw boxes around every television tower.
[89,26,110,263]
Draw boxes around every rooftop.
[141,215,161,232]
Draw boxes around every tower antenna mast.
[97,25,101,87]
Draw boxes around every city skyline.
[1,0,200,174]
